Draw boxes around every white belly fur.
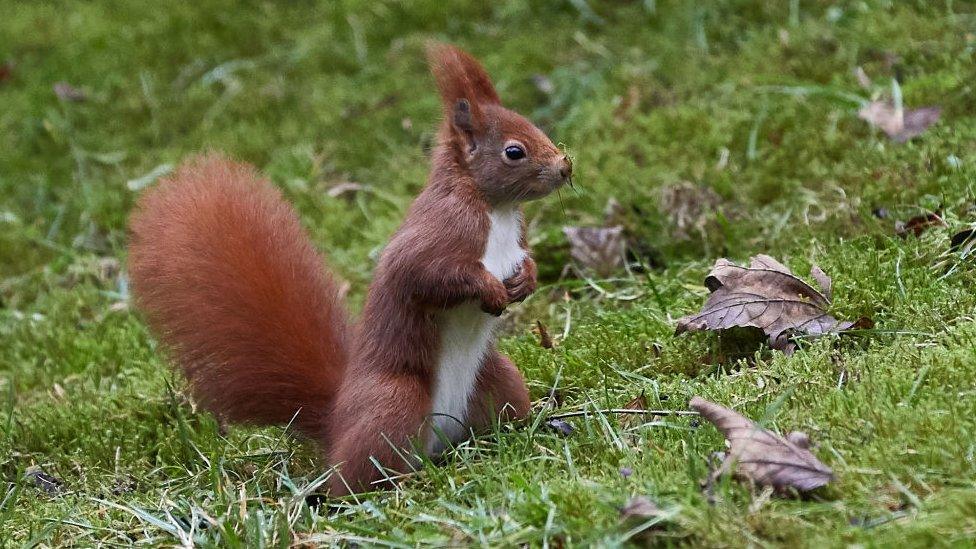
[427,207,526,454]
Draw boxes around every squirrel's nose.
[558,155,573,179]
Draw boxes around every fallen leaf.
[0,62,12,84]
[895,211,946,237]
[545,418,574,437]
[690,396,834,493]
[858,100,940,143]
[659,181,722,241]
[620,496,663,521]
[111,475,137,495]
[621,392,648,429]
[26,467,64,495]
[53,81,87,102]
[949,227,976,254]
[625,392,646,410]
[676,255,862,353]
[534,320,554,349]
[562,226,625,277]
[646,341,663,358]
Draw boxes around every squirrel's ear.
[426,42,501,113]
[452,98,478,154]
[453,98,474,130]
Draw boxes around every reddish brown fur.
[428,43,501,118]
[467,351,533,429]
[128,158,349,439]
[128,43,571,496]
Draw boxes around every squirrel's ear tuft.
[426,42,501,111]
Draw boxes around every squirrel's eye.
[504,145,526,161]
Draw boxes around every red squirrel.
[128,43,572,495]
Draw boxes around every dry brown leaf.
[25,467,64,495]
[690,396,834,493]
[545,418,574,436]
[950,227,976,253]
[534,320,554,349]
[659,182,722,241]
[895,211,946,237]
[562,225,625,277]
[621,392,648,429]
[620,496,664,521]
[625,392,647,411]
[676,255,861,353]
[858,101,940,143]
[53,81,86,102]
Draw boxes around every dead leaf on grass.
[562,225,625,277]
[949,227,976,254]
[26,467,64,495]
[895,211,946,237]
[534,320,554,349]
[545,418,575,436]
[858,100,940,143]
[620,392,648,429]
[659,181,722,241]
[690,397,834,493]
[676,255,866,354]
[620,496,665,521]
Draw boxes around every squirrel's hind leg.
[466,350,531,431]
[327,372,431,495]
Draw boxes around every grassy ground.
[2,0,976,546]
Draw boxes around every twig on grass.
[546,408,700,420]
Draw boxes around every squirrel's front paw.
[480,279,509,316]
[503,258,537,303]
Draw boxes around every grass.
[2,0,976,546]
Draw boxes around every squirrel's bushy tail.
[128,155,349,439]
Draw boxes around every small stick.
[546,408,700,420]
